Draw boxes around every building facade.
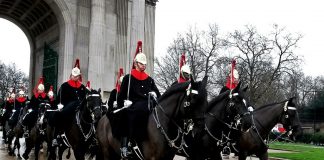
[0,0,157,99]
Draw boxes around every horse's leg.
[34,136,42,160]
[257,152,268,160]
[238,151,248,160]
[73,146,86,160]
[22,137,33,160]
[14,137,20,158]
[7,132,14,156]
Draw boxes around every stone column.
[88,0,105,89]
[128,0,145,73]
[144,3,156,75]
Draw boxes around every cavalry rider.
[51,58,87,146]
[47,85,56,110]
[1,91,15,142]
[108,68,124,113]
[178,53,191,83]
[8,90,28,133]
[22,77,50,138]
[117,41,161,158]
[219,59,240,93]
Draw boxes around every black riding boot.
[120,137,131,158]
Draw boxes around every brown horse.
[96,77,208,160]
[236,97,301,160]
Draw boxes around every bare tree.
[155,24,226,95]
[0,61,29,100]
[227,25,302,105]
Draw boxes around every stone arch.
[0,0,74,94]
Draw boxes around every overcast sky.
[155,0,324,77]
[0,0,324,77]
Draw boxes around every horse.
[236,97,301,160]
[7,105,29,157]
[22,101,52,160]
[96,77,208,160]
[188,83,252,160]
[53,88,103,160]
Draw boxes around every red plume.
[225,59,238,89]
[178,53,187,83]
[74,58,80,69]
[132,41,142,69]
[49,85,53,91]
[86,81,91,89]
[115,68,124,92]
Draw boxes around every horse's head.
[85,88,103,122]
[280,97,301,140]
[226,82,252,131]
[208,82,251,132]
[182,76,208,118]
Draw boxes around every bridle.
[152,83,200,156]
[76,92,102,141]
[205,92,251,146]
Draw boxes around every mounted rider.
[1,90,15,142]
[51,58,87,146]
[22,77,50,138]
[108,68,124,113]
[117,41,161,158]
[8,90,28,133]
[178,53,191,83]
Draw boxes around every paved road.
[1,130,285,160]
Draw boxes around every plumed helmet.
[134,53,147,65]
[72,67,81,76]
[38,84,45,91]
[72,59,81,76]
[48,90,54,97]
[48,85,54,97]
[119,76,124,83]
[233,69,239,79]
[19,90,25,95]
[181,65,191,74]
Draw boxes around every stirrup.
[120,147,131,158]
[52,139,58,146]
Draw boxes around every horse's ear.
[98,88,101,94]
[190,74,195,83]
[233,81,242,92]
[242,85,248,92]
[202,76,208,88]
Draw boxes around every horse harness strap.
[76,110,95,142]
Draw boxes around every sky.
[155,0,324,77]
[0,18,30,74]
[0,0,324,77]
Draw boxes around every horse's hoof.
[22,153,29,159]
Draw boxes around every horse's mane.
[207,90,230,111]
[254,99,291,111]
[158,81,190,102]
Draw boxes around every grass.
[269,142,324,160]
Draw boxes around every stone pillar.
[116,0,128,74]
[88,0,105,89]
[74,0,90,81]
[129,0,145,73]
[144,3,156,75]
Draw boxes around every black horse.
[22,102,51,160]
[236,97,301,160]
[7,105,29,157]
[52,88,103,160]
[96,77,208,160]
[187,83,251,160]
